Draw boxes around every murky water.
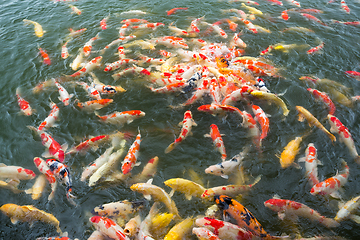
[0,0,360,239]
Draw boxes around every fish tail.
[327,132,336,142]
[321,217,340,228]
[355,155,360,165]
[165,142,176,153]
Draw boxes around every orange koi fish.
[76,99,113,112]
[252,104,269,144]
[165,110,197,153]
[328,114,360,162]
[307,41,324,54]
[38,47,51,65]
[310,159,349,198]
[96,110,145,125]
[307,88,335,115]
[122,130,141,175]
[345,71,360,80]
[89,216,129,240]
[167,7,188,15]
[16,87,33,116]
[205,124,227,161]
[264,198,340,228]
[61,40,70,59]
[298,143,320,186]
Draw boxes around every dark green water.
[0,0,360,239]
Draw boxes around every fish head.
[263,199,285,211]
[214,195,232,210]
[204,164,224,176]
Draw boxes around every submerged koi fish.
[83,33,100,57]
[250,90,289,116]
[100,15,109,30]
[68,4,81,15]
[96,110,145,125]
[16,87,33,116]
[278,135,303,168]
[76,99,113,112]
[298,143,321,186]
[164,178,206,200]
[61,40,70,59]
[69,56,102,78]
[121,129,141,175]
[38,47,51,65]
[335,195,360,222]
[54,81,73,106]
[67,135,110,155]
[205,124,227,161]
[307,88,335,115]
[307,41,325,55]
[76,81,101,100]
[165,110,197,153]
[310,159,349,198]
[25,174,47,200]
[23,19,44,37]
[89,73,126,94]
[296,106,336,142]
[264,198,340,228]
[33,157,57,200]
[166,7,188,15]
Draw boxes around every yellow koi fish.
[23,19,44,37]
[277,136,304,168]
[25,174,47,200]
[164,178,206,200]
[250,90,289,116]
[164,217,194,240]
[241,3,263,15]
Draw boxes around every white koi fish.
[298,143,321,186]
[83,33,100,57]
[37,101,60,131]
[54,80,73,106]
[0,163,36,181]
[69,56,102,78]
[96,110,145,125]
[335,195,360,223]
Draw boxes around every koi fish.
[331,20,360,26]
[121,129,141,175]
[328,114,360,162]
[61,40,70,59]
[0,204,61,233]
[130,179,180,217]
[335,195,360,222]
[89,216,129,240]
[149,82,188,93]
[307,88,335,115]
[205,124,227,161]
[54,81,73,106]
[66,28,87,40]
[68,4,81,15]
[76,81,101,100]
[104,59,138,72]
[95,110,145,125]
[25,174,47,200]
[38,101,59,131]
[307,41,325,54]
[164,178,206,200]
[296,106,336,142]
[132,22,165,30]
[168,22,189,36]
[265,0,283,5]
[230,32,247,49]
[138,203,158,240]
[250,90,289,116]
[252,104,269,144]
[195,217,254,240]
[192,227,221,240]
[33,157,57,200]
[70,49,84,71]
[277,135,303,168]
[241,3,263,15]
[201,175,261,199]
[89,73,126,94]
[340,0,350,14]
[345,71,360,81]
[38,47,51,65]
[298,143,321,186]
[164,217,194,240]
[214,195,274,239]
[260,45,274,55]
[189,16,204,33]
[69,56,102,78]
[23,19,44,37]
[83,33,100,57]
[112,66,151,81]
[124,215,141,237]
[166,7,188,15]
[128,156,159,185]
[32,79,55,93]
[39,131,68,163]
[301,13,327,26]
[0,180,23,194]
[16,87,33,116]
[100,35,136,54]
[264,198,340,228]
[87,231,105,240]
[100,15,109,30]
[282,27,314,33]
[310,159,349,198]
[92,199,145,219]
[221,85,254,105]
[67,135,110,155]
[0,163,36,181]
[46,159,76,205]
[205,146,250,179]
[283,0,300,7]
[76,99,114,112]
[165,110,197,153]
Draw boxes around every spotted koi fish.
[189,16,204,33]
[40,131,68,163]
[37,101,59,131]
[104,59,138,72]
[252,105,269,144]
[92,199,145,219]
[33,157,57,200]
[307,88,335,115]
[301,13,327,26]
[67,135,110,155]
[165,110,197,153]
[132,22,165,30]
[154,36,189,49]
[100,15,109,30]
[38,47,51,65]
[121,129,141,175]
[16,87,33,116]
[221,85,254,105]
[205,124,227,161]
[264,198,340,228]
[310,159,349,198]
[76,81,101,100]
[298,143,320,186]
[307,41,325,54]
[76,99,113,112]
[89,216,129,240]
[46,159,76,205]
[112,66,151,81]
[83,33,100,57]
[192,227,221,240]
[340,0,350,14]
[328,114,360,162]
[61,40,70,59]
[54,81,73,106]
[100,35,136,54]
[149,82,188,93]
[89,73,126,94]
[0,163,36,181]
[96,110,145,125]
[69,56,102,78]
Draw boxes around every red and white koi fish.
[340,0,350,14]
[265,0,283,5]
[68,4,81,15]
[345,71,360,80]
[260,45,274,55]
[189,16,204,33]
[76,99,113,111]
[61,40,70,59]
[54,81,73,106]
[307,41,324,54]
[89,216,129,240]
[38,47,51,65]
[221,85,253,105]
[167,7,188,15]
[197,103,241,117]
[100,35,136,54]
[40,131,68,163]
[67,135,110,155]
[112,66,151,81]
[283,0,300,7]
[298,143,320,186]
[328,114,360,162]
[331,20,360,26]
[104,59,138,72]
[205,124,227,161]
[96,110,145,125]
[149,82,187,93]
[76,81,101,100]
[137,54,164,65]
[153,36,189,49]
[307,88,335,115]
[67,27,87,39]
[209,78,222,104]
[132,22,165,30]
[33,157,57,200]
[46,159,76,205]
[238,18,257,33]
[165,110,197,153]
[168,23,189,36]
[121,18,149,25]
[16,87,33,116]
[252,104,269,144]
[195,217,254,240]
[290,8,324,14]
[192,227,221,240]
[116,46,127,59]
[264,198,340,228]
[100,15,109,30]
[230,32,247,48]
[301,13,327,26]
[310,159,349,198]
[38,101,60,131]
[118,23,130,36]
[0,163,36,181]
[32,79,55,93]
[83,33,100,57]
[89,73,126,94]
[122,130,141,175]
[205,147,250,179]
[201,175,261,199]
[69,56,102,78]
[203,22,228,38]
[221,9,247,19]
